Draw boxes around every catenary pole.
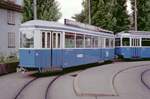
[134,0,137,31]
[88,0,91,24]
[33,0,37,20]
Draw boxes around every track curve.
[112,63,150,96]
[141,69,150,90]
[14,77,39,99]
[45,75,61,99]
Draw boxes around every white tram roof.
[21,20,113,36]
[115,30,150,38]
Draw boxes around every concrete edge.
[73,72,117,97]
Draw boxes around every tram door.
[51,32,62,69]
[98,37,103,60]
[131,38,141,58]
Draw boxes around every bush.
[0,52,19,75]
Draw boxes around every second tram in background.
[115,31,150,59]
[19,19,115,71]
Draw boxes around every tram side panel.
[141,47,150,58]
[62,49,102,68]
[115,47,132,58]
[62,48,114,68]
[83,49,100,63]
[35,50,51,68]
[19,49,36,68]
[102,48,114,61]
[52,49,63,68]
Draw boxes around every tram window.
[42,32,45,48]
[58,33,60,48]
[76,34,84,48]
[138,39,140,46]
[105,38,109,48]
[85,35,92,48]
[47,33,50,48]
[65,33,75,48]
[91,36,95,48]
[111,39,114,48]
[94,36,98,48]
[132,38,140,46]
[52,33,56,48]
[20,31,34,48]
[142,38,150,46]
[101,38,105,48]
[136,39,140,46]
[122,38,130,46]
[115,38,120,46]
[131,39,134,46]
[98,37,102,48]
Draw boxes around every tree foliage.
[73,0,130,33]
[72,1,88,23]
[132,0,150,31]
[23,0,61,22]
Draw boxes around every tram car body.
[115,31,150,59]
[19,20,114,70]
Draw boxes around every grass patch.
[32,61,113,77]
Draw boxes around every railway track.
[14,77,39,99]
[45,75,61,99]
[112,63,150,96]
[141,69,150,90]
[13,74,62,99]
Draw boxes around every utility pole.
[88,0,91,24]
[134,0,137,31]
[33,0,37,20]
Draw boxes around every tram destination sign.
[64,19,112,33]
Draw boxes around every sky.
[56,0,83,23]
[126,0,133,14]
[56,0,132,23]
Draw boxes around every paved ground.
[16,77,56,99]
[0,61,150,99]
[0,72,34,99]
[74,61,150,99]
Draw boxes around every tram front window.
[122,38,130,46]
[20,31,34,48]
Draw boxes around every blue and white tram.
[115,31,150,59]
[19,20,114,70]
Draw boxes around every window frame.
[115,38,121,47]
[76,33,84,48]
[7,10,15,25]
[122,38,130,46]
[142,38,150,47]
[85,35,92,48]
[65,32,76,48]
[8,32,16,48]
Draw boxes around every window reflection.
[20,31,34,48]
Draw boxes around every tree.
[72,1,88,23]
[113,0,130,32]
[23,0,61,22]
[90,0,117,31]
[73,0,130,33]
[132,0,150,31]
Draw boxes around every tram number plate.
[106,51,109,57]
[77,54,84,58]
